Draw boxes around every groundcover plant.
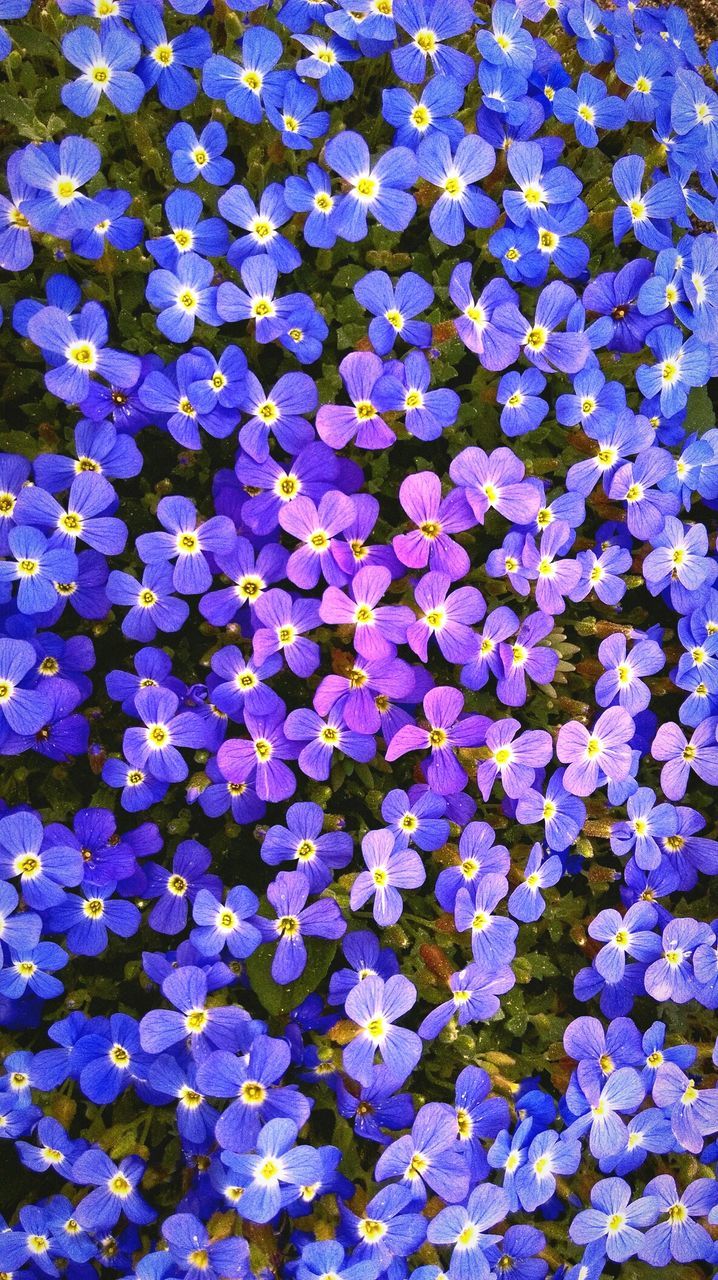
[2,0,718,1277]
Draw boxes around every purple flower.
[350,827,425,925]
[255,871,346,984]
[651,717,718,800]
[588,902,661,982]
[455,873,518,969]
[494,280,590,373]
[316,352,394,451]
[375,1100,470,1204]
[496,610,558,706]
[595,633,665,715]
[252,589,321,678]
[478,717,553,801]
[279,489,355,589]
[343,973,422,1086]
[107,562,189,642]
[644,917,714,1004]
[557,706,635,797]
[407,572,484,663]
[449,446,541,526]
[393,471,474,580]
[320,565,413,661]
[449,265,520,369]
[260,801,353,891]
[315,655,415,736]
[652,1062,718,1154]
[217,707,298,803]
[522,520,582,614]
[608,446,678,539]
[284,704,376,781]
[123,686,208,784]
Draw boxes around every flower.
[255,871,346,982]
[19,135,102,236]
[61,22,144,118]
[27,301,141,402]
[394,470,474,580]
[375,1100,470,1203]
[343,973,422,1085]
[134,8,211,109]
[166,120,234,186]
[146,251,220,342]
[73,1151,155,1230]
[557,707,635,797]
[350,827,425,925]
[651,717,718,800]
[324,132,418,241]
[426,1184,509,1280]
[570,1176,660,1262]
[353,269,433,355]
[386,685,489,795]
[417,133,497,245]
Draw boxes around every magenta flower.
[393,471,474,581]
[651,717,718,801]
[477,717,553,801]
[319,565,414,660]
[385,686,490,795]
[557,706,635,797]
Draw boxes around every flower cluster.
[1,0,718,1278]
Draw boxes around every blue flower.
[220,1118,322,1223]
[266,77,329,151]
[146,252,221,342]
[554,71,627,145]
[19,135,102,237]
[325,131,418,242]
[73,1151,155,1230]
[134,8,211,109]
[393,0,475,83]
[26,300,141,402]
[202,26,289,124]
[294,34,359,102]
[219,181,301,273]
[166,121,235,186]
[382,75,465,150]
[147,189,229,271]
[418,133,497,245]
[61,23,144,117]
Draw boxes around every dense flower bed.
[1,0,718,1277]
